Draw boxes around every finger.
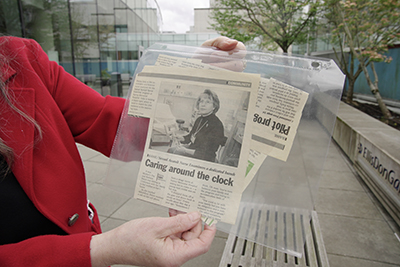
[201,37,241,52]
[196,37,247,72]
[175,210,186,215]
[168,209,189,239]
[201,36,246,52]
[168,208,178,217]
[158,212,201,237]
[197,45,246,67]
[197,223,217,248]
[181,220,202,241]
[210,60,246,72]
[233,41,246,52]
[201,37,246,61]
[181,224,217,259]
[203,223,217,233]
[206,48,247,61]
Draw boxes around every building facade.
[0,0,219,96]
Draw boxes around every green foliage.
[325,0,400,63]
[101,69,111,79]
[324,0,399,116]
[210,0,320,52]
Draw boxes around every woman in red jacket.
[0,36,245,266]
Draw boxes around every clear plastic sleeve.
[104,42,345,257]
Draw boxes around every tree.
[210,0,320,53]
[324,0,400,119]
[323,6,365,104]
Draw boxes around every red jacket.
[0,37,147,266]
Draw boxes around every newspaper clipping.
[250,78,309,161]
[127,54,309,225]
[128,65,260,224]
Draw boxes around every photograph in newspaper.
[129,65,259,224]
[151,83,249,167]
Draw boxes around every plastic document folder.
[104,43,345,257]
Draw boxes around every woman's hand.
[90,212,216,267]
[197,36,247,72]
[168,209,203,241]
[201,36,246,53]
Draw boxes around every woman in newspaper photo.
[168,89,226,163]
[0,35,245,267]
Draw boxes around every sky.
[152,0,210,33]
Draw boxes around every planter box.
[328,102,400,226]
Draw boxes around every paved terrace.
[79,103,400,267]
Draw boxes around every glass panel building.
[0,0,219,96]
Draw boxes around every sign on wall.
[356,135,400,206]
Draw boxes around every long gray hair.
[0,37,42,174]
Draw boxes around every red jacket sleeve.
[27,38,148,157]
[0,233,94,267]
[0,37,149,266]
[0,37,148,266]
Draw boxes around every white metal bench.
[219,205,329,267]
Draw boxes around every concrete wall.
[318,101,400,226]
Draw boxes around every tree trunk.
[368,62,392,120]
[281,45,289,53]
[373,90,392,121]
[346,78,355,104]
[357,59,392,120]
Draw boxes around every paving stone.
[318,213,400,265]
[316,188,383,219]
[112,197,168,221]
[327,253,400,267]
[319,169,365,191]
[83,160,108,183]
[87,183,130,217]
[182,236,227,267]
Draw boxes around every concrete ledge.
[331,102,400,226]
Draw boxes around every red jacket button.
[68,213,79,226]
